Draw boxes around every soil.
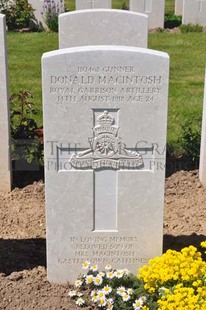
[0,168,206,310]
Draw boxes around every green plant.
[180,23,203,33]
[10,90,44,166]
[0,0,7,12]
[0,0,36,30]
[164,14,182,29]
[122,2,129,10]
[43,0,64,32]
[178,118,201,162]
[156,27,167,33]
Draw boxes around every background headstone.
[199,70,206,187]
[29,0,65,28]
[175,0,183,15]
[129,0,165,29]
[29,0,45,27]
[0,14,12,191]
[59,10,148,49]
[76,0,111,10]
[42,45,169,283]
[182,0,206,26]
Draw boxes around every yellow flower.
[201,241,206,254]
[157,285,204,310]
[200,241,206,248]
[138,245,206,294]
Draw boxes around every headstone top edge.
[59,9,148,19]
[42,46,169,60]
[0,13,5,19]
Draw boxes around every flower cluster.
[68,261,149,309]
[43,0,64,16]
[138,244,206,309]
[68,243,206,309]
[42,0,64,32]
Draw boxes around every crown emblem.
[93,110,118,136]
[97,110,114,125]
[70,109,144,170]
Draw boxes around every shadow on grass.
[0,238,46,275]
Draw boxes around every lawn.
[149,32,206,152]
[7,32,58,125]
[6,0,205,155]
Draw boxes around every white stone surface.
[42,45,169,283]
[76,0,111,10]
[175,0,183,15]
[129,0,165,29]
[59,9,148,49]
[182,0,206,26]
[0,14,12,191]
[29,0,45,27]
[29,0,64,28]
[199,70,206,187]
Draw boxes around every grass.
[165,0,175,15]
[149,32,206,153]
[7,0,205,155]
[7,32,58,125]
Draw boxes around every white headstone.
[0,14,12,191]
[76,0,111,10]
[29,0,65,28]
[42,45,169,283]
[182,0,206,26]
[129,0,165,29]
[175,0,183,15]
[29,0,45,27]
[199,70,206,187]
[59,10,148,49]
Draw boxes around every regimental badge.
[70,110,144,170]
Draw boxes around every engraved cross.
[196,0,204,12]
[87,0,99,8]
[144,0,152,13]
[56,109,153,232]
